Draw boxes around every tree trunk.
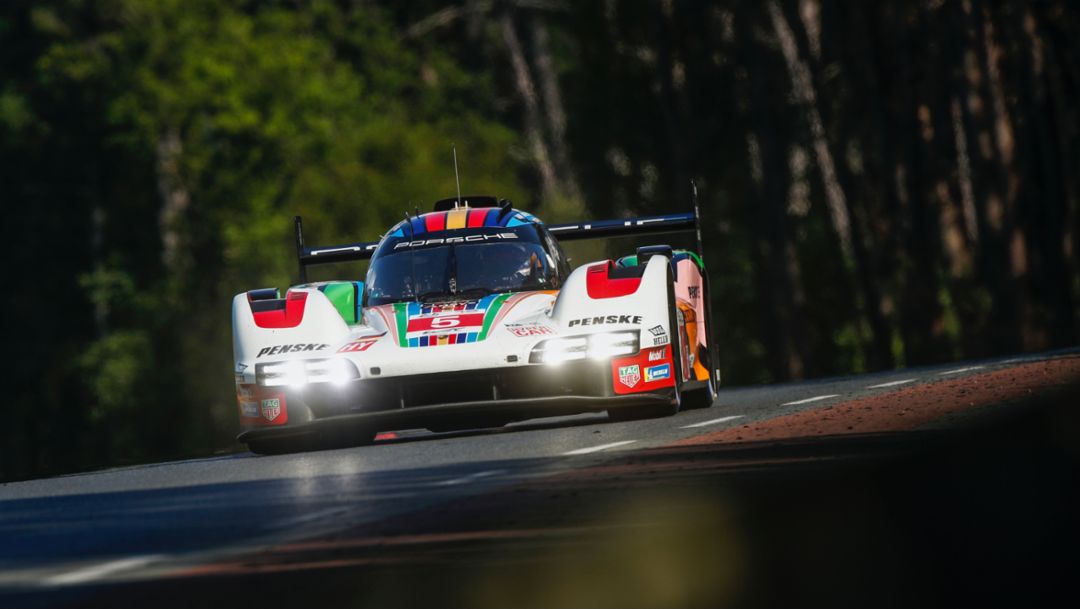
[775,0,895,369]
[529,18,580,200]
[500,10,559,202]
[955,0,1022,355]
[738,3,811,380]
[651,0,691,207]
[155,128,189,273]
[768,0,852,257]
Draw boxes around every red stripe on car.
[586,262,642,299]
[467,208,488,228]
[251,291,307,329]
[425,212,446,233]
[406,312,485,333]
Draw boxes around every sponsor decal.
[618,364,641,388]
[407,312,486,333]
[505,323,555,337]
[240,401,259,418]
[338,338,378,353]
[257,343,329,358]
[648,324,670,346]
[392,232,519,250]
[648,347,667,361]
[645,363,671,383]
[568,315,642,327]
[688,286,701,300]
[237,384,255,399]
[234,363,249,384]
[392,292,535,348]
[261,398,282,422]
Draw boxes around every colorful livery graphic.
[232,195,718,454]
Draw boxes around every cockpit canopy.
[364,210,568,306]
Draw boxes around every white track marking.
[937,366,986,376]
[782,394,839,406]
[45,555,163,586]
[866,379,917,389]
[434,470,503,486]
[563,440,637,455]
[681,415,744,429]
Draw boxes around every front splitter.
[236,391,676,444]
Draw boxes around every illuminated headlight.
[586,331,640,359]
[306,358,357,386]
[530,337,588,364]
[529,331,639,364]
[256,358,359,387]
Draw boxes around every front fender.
[232,287,351,370]
[550,255,673,341]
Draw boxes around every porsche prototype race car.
[232,195,718,454]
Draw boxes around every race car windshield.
[365,239,556,306]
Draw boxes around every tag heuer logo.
[261,398,282,422]
[618,365,640,388]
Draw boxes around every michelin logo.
[644,363,671,383]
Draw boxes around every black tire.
[680,264,718,410]
[680,342,718,409]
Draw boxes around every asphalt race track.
[2,350,1079,608]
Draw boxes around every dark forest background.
[2,0,1077,481]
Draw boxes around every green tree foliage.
[1,0,525,479]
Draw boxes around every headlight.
[256,358,359,387]
[529,331,639,364]
[586,331,639,359]
[530,337,587,364]
[306,358,357,386]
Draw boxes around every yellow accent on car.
[446,208,468,229]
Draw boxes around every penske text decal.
[257,343,329,358]
[568,315,642,327]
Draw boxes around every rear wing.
[548,183,705,258]
[548,212,696,241]
[293,183,706,283]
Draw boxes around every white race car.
[233,195,718,454]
